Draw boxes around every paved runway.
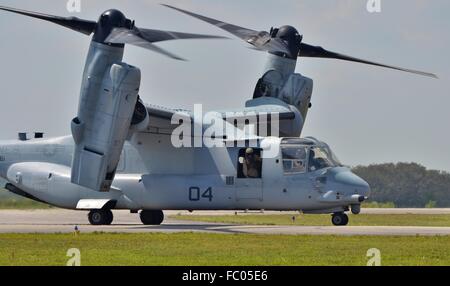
[0,209,449,236]
[170,208,450,215]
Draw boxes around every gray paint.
[0,134,370,214]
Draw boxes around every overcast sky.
[0,0,449,171]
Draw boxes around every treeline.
[353,163,450,208]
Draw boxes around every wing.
[219,97,305,138]
[142,103,298,138]
[220,106,296,123]
[143,104,191,135]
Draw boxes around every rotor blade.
[138,28,227,43]
[162,4,257,41]
[300,43,438,79]
[0,6,96,35]
[105,28,186,60]
[162,4,292,55]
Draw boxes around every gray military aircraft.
[0,5,436,226]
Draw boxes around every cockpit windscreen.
[308,146,342,172]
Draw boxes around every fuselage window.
[282,146,307,174]
[237,148,263,179]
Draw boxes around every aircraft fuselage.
[0,135,370,216]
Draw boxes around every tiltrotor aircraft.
[0,5,436,226]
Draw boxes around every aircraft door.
[235,148,263,201]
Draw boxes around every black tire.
[103,209,114,225]
[331,213,349,226]
[88,209,113,225]
[140,210,164,225]
[342,213,349,225]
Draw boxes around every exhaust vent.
[18,133,28,141]
[34,132,44,139]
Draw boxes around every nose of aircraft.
[330,167,371,198]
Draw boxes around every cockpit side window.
[282,146,307,174]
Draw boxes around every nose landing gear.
[88,209,114,225]
[331,212,349,226]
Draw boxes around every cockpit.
[281,138,342,174]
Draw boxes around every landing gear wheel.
[331,213,349,226]
[104,210,113,225]
[88,209,113,225]
[140,210,164,225]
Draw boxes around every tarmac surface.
[0,209,449,236]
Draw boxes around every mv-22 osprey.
[0,5,436,226]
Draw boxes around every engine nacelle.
[128,97,150,135]
[253,53,314,125]
[71,62,141,192]
[253,70,313,120]
[278,73,313,121]
[250,70,312,137]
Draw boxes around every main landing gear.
[87,209,164,226]
[140,210,164,225]
[88,209,114,225]
[331,212,349,226]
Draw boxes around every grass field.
[171,214,450,227]
[0,198,52,210]
[362,201,396,208]
[0,233,449,266]
[0,189,52,210]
